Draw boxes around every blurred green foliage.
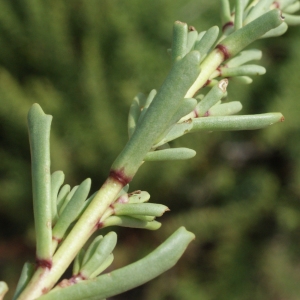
[0,0,300,299]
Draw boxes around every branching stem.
[18,176,124,300]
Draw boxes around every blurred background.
[0,0,300,299]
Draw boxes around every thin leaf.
[37,227,195,300]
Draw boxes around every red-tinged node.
[70,273,86,283]
[222,21,234,33]
[202,79,211,88]
[189,26,196,31]
[109,169,132,186]
[36,258,52,269]
[96,221,104,230]
[58,279,73,288]
[216,44,230,60]
[273,1,280,8]
[194,109,199,118]
[115,194,129,203]
[52,236,62,244]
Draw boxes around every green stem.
[185,48,225,97]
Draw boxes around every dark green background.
[0,1,300,299]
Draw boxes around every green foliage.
[0,0,300,299]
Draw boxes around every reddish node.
[96,221,104,229]
[36,258,52,269]
[202,79,211,88]
[222,21,234,33]
[193,109,199,118]
[109,169,132,186]
[52,236,62,244]
[216,44,230,60]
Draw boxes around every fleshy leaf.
[208,101,243,116]
[51,171,65,224]
[172,21,188,62]
[113,203,169,217]
[191,113,284,132]
[37,227,195,300]
[144,148,196,161]
[27,104,53,260]
[12,262,35,300]
[102,215,161,230]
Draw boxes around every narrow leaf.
[73,249,86,276]
[196,79,228,117]
[37,227,195,300]
[137,90,157,124]
[81,232,117,278]
[102,215,161,230]
[128,93,143,138]
[144,148,196,161]
[186,28,198,53]
[234,0,243,30]
[52,178,91,242]
[56,184,71,212]
[283,13,300,25]
[260,22,288,38]
[128,191,150,203]
[194,26,219,60]
[208,101,243,116]
[27,103,52,260]
[155,98,197,143]
[284,1,300,13]
[226,49,262,68]
[12,262,35,300]
[220,0,232,26]
[82,235,104,267]
[89,254,114,279]
[153,121,193,147]
[231,76,253,84]
[191,113,284,132]
[51,171,65,224]
[243,0,274,24]
[220,64,266,77]
[113,203,169,217]
[58,186,78,215]
[172,21,188,62]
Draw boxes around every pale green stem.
[185,48,225,97]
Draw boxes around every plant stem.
[185,48,225,97]
[17,176,124,300]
